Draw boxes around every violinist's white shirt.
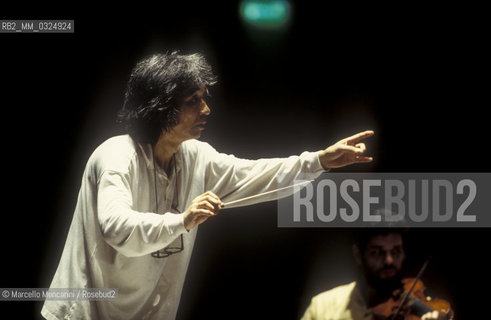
[302,282,373,320]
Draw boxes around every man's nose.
[200,99,211,116]
[383,252,395,265]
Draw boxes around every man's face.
[359,233,406,283]
[169,84,210,141]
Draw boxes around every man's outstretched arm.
[200,130,374,208]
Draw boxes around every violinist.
[301,228,453,320]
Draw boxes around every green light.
[240,0,291,29]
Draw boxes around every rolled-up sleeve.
[97,170,187,257]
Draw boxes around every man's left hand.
[318,130,374,169]
[421,310,448,320]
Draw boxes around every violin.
[371,257,454,320]
[372,277,454,320]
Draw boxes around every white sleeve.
[202,143,326,208]
[96,170,187,257]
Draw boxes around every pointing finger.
[344,130,374,145]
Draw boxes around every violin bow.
[390,256,432,320]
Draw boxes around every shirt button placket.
[141,294,161,320]
[153,294,160,307]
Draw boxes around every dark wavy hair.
[117,52,217,145]
[354,228,409,251]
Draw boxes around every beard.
[363,264,404,298]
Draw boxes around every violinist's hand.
[318,130,374,169]
[421,310,446,320]
[183,191,223,231]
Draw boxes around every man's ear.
[352,244,362,265]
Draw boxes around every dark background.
[1,3,489,319]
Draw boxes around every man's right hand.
[318,130,374,169]
[183,191,223,231]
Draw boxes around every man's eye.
[188,97,200,105]
[368,249,382,257]
[391,248,403,257]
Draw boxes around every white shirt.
[41,135,324,320]
[302,282,373,320]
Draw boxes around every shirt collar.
[135,139,183,175]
